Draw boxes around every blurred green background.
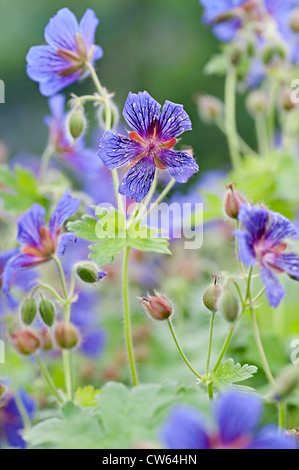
[0,0,254,172]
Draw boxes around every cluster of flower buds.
[203,274,221,313]
[20,296,56,328]
[224,183,247,219]
[139,291,173,321]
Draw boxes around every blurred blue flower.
[0,390,35,449]
[162,389,295,449]
[234,204,299,307]
[2,191,81,292]
[98,91,198,202]
[45,94,101,176]
[26,8,103,96]
[0,249,36,314]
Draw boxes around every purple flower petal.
[159,149,199,183]
[259,263,285,308]
[233,230,256,267]
[214,390,263,445]
[157,101,192,140]
[98,131,143,169]
[2,254,41,293]
[26,45,70,81]
[48,94,65,124]
[39,72,81,97]
[249,425,296,449]
[238,205,269,241]
[57,232,77,256]
[161,406,210,449]
[44,8,79,52]
[274,253,299,281]
[79,330,106,358]
[93,45,104,61]
[118,156,156,202]
[49,190,81,237]
[123,91,161,138]
[79,9,99,50]
[265,211,299,245]
[17,204,46,248]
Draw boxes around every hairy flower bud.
[196,95,223,124]
[224,183,247,219]
[20,298,37,325]
[39,298,55,327]
[68,109,86,139]
[273,365,299,401]
[54,322,79,349]
[278,88,296,112]
[11,329,40,355]
[217,286,239,323]
[203,275,221,313]
[246,90,268,116]
[39,327,53,351]
[76,262,106,284]
[140,292,172,321]
[290,10,299,32]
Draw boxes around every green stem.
[278,402,286,429]
[122,246,138,386]
[206,312,215,376]
[167,319,204,381]
[52,255,68,301]
[13,389,32,431]
[36,354,63,404]
[143,178,176,221]
[30,283,64,305]
[250,305,275,385]
[225,68,241,169]
[207,381,214,401]
[255,112,269,157]
[213,326,235,373]
[39,145,54,181]
[215,117,259,158]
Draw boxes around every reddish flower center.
[209,432,251,449]
[22,226,58,261]
[254,239,287,273]
[129,130,177,169]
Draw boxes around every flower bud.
[98,101,119,131]
[290,10,299,33]
[217,287,239,323]
[224,183,247,219]
[11,329,40,355]
[140,292,172,321]
[76,262,107,284]
[68,109,86,139]
[273,365,299,401]
[39,298,55,327]
[196,95,223,124]
[246,90,268,116]
[20,298,37,325]
[54,322,79,349]
[203,275,221,313]
[39,327,53,351]
[278,87,296,112]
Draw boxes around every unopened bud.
[229,44,242,65]
[98,101,119,131]
[39,328,53,351]
[273,365,299,401]
[20,298,37,325]
[262,42,286,65]
[196,95,223,124]
[68,109,86,139]
[76,262,107,284]
[278,87,296,112]
[218,286,239,322]
[246,90,268,116]
[54,322,79,349]
[39,298,55,327]
[224,183,247,219]
[290,10,299,32]
[203,275,221,313]
[11,329,40,355]
[140,292,172,321]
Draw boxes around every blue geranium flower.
[98,91,199,202]
[26,8,103,96]
[162,389,296,449]
[0,390,35,449]
[45,94,101,176]
[1,191,81,293]
[0,249,37,314]
[234,205,299,308]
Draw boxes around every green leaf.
[204,54,228,76]
[0,165,49,213]
[67,215,99,241]
[210,358,257,389]
[128,235,171,254]
[75,386,101,408]
[89,238,127,266]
